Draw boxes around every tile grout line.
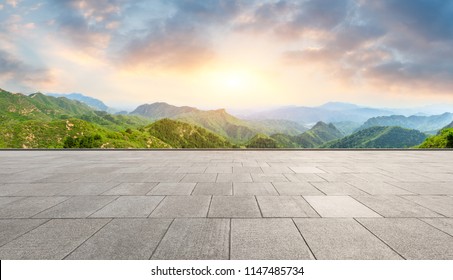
[397,195,448,218]
[206,195,213,218]
[254,195,264,218]
[228,218,232,260]
[87,195,122,218]
[291,218,317,260]
[416,218,453,238]
[148,218,175,260]
[307,181,328,196]
[29,196,74,218]
[0,218,51,249]
[349,196,383,217]
[62,218,114,260]
[147,196,166,218]
[354,218,406,260]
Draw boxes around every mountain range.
[0,88,451,149]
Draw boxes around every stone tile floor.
[0,150,452,260]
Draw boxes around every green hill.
[246,134,278,148]
[324,126,427,148]
[418,127,453,148]
[359,113,453,133]
[146,119,232,148]
[293,122,344,148]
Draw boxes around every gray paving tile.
[290,167,326,173]
[311,182,368,195]
[251,173,288,183]
[147,183,196,195]
[192,183,232,195]
[0,219,110,259]
[231,218,314,260]
[353,195,442,218]
[272,182,324,195]
[102,183,157,195]
[12,183,71,196]
[217,173,253,183]
[145,173,185,183]
[294,218,401,259]
[0,197,68,218]
[388,182,453,195]
[0,219,49,247]
[257,196,319,217]
[357,218,453,259]
[34,196,117,218]
[152,218,229,260]
[421,218,453,236]
[261,167,294,173]
[66,219,172,259]
[58,182,120,195]
[347,181,413,195]
[150,196,211,218]
[91,196,163,218]
[0,184,29,196]
[284,173,325,182]
[205,167,232,173]
[233,182,278,195]
[181,174,217,183]
[232,167,262,173]
[74,173,121,183]
[208,196,261,218]
[403,196,453,217]
[304,196,381,217]
[0,197,23,207]
[176,167,207,173]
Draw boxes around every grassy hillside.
[146,119,232,148]
[324,126,427,148]
[418,128,453,148]
[246,134,278,148]
[293,122,344,148]
[359,113,453,133]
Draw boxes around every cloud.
[0,49,53,90]
[121,0,244,70]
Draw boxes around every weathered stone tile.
[294,218,401,259]
[251,174,289,183]
[208,196,261,218]
[34,196,117,218]
[232,167,262,174]
[0,219,49,247]
[91,196,163,218]
[147,183,196,195]
[347,181,413,195]
[150,196,211,218]
[66,219,172,259]
[233,182,278,195]
[353,195,441,218]
[304,196,381,217]
[403,196,453,217]
[205,167,232,173]
[0,219,110,259]
[421,218,453,236]
[311,182,368,195]
[192,183,232,195]
[58,182,120,196]
[0,197,68,218]
[180,174,217,183]
[357,218,453,259]
[257,196,319,217]
[152,218,229,260]
[217,173,253,183]
[231,218,314,259]
[290,167,326,173]
[272,182,324,195]
[175,167,207,173]
[389,182,453,195]
[102,183,157,195]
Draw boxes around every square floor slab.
[150,196,211,218]
[284,173,325,182]
[402,196,453,217]
[311,182,367,195]
[147,183,196,195]
[152,218,229,260]
[357,218,453,259]
[251,174,289,183]
[102,183,157,196]
[257,196,319,217]
[231,218,314,260]
[11,183,71,196]
[0,197,68,218]
[145,173,185,183]
[181,174,217,183]
[91,196,163,218]
[66,219,172,259]
[191,183,232,195]
[290,167,326,173]
[208,196,261,218]
[0,219,49,247]
[353,195,441,218]
[421,218,453,236]
[217,173,253,183]
[294,218,401,260]
[0,219,110,259]
[233,183,278,196]
[272,182,324,195]
[58,182,120,196]
[34,196,117,218]
[347,181,413,195]
[390,182,453,195]
[304,196,381,218]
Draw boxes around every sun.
[223,72,248,90]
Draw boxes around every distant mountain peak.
[47,93,109,111]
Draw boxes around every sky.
[1,0,453,110]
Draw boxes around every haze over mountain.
[359,113,453,134]
[323,127,428,149]
[46,93,110,112]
